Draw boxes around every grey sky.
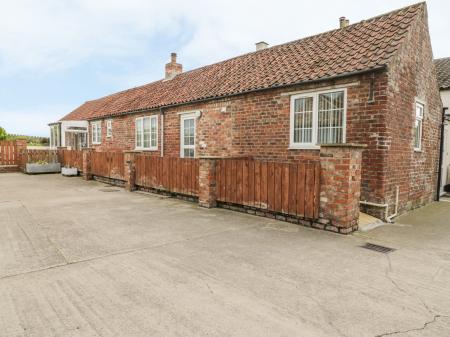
[0,0,448,136]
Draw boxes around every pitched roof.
[435,57,450,89]
[61,2,424,121]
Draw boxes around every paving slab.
[0,173,449,337]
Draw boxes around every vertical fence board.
[281,163,290,213]
[242,161,249,205]
[288,164,298,215]
[248,160,255,207]
[297,163,306,217]
[254,161,261,208]
[274,163,282,212]
[305,163,315,218]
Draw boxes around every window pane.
[318,91,344,144]
[414,119,422,149]
[184,148,194,158]
[150,117,157,147]
[136,119,142,147]
[142,117,150,148]
[183,118,195,145]
[293,97,313,143]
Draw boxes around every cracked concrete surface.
[0,173,450,337]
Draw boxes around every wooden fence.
[59,150,83,171]
[0,141,18,165]
[216,159,321,219]
[25,149,59,164]
[90,151,125,180]
[135,155,199,196]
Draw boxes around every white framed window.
[135,115,158,150]
[414,101,424,151]
[106,120,112,138]
[290,89,346,149]
[180,114,196,158]
[91,121,101,144]
[49,124,60,148]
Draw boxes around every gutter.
[86,65,387,121]
[437,107,449,200]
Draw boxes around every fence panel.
[216,159,321,219]
[135,155,199,196]
[60,150,83,171]
[90,151,125,180]
[0,141,18,165]
[26,149,59,163]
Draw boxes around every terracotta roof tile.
[61,2,424,121]
[435,57,450,89]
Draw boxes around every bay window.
[136,116,158,150]
[290,89,346,148]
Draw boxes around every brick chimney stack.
[339,16,349,28]
[165,52,182,80]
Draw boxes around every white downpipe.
[160,114,164,157]
[386,186,400,222]
[359,185,400,223]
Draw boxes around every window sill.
[92,142,101,145]
[135,148,158,152]
[414,148,423,153]
[288,145,320,150]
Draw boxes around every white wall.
[441,89,450,194]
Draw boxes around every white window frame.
[50,124,60,149]
[91,121,101,145]
[106,120,112,138]
[135,115,158,151]
[289,88,347,149]
[180,113,196,158]
[414,100,425,151]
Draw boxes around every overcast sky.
[0,0,449,136]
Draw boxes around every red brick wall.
[88,73,389,209]
[382,7,442,216]
[86,10,440,219]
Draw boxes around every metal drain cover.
[99,188,120,192]
[361,242,396,254]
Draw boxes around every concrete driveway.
[1,173,449,337]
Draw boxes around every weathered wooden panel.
[216,158,320,220]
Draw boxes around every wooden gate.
[0,141,18,165]
[216,159,321,219]
[90,151,125,180]
[135,155,199,196]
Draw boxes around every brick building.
[51,3,442,220]
[434,57,450,194]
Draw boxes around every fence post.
[319,144,366,234]
[198,157,219,208]
[82,148,93,180]
[15,139,27,171]
[124,151,136,191]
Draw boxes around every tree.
[0,127,7,141]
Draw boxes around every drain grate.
[361,242,396,254]
[99,188,120,192]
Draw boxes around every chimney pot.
[165,52,182,80]
[339,16,349,28]
[255,41,269,51]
